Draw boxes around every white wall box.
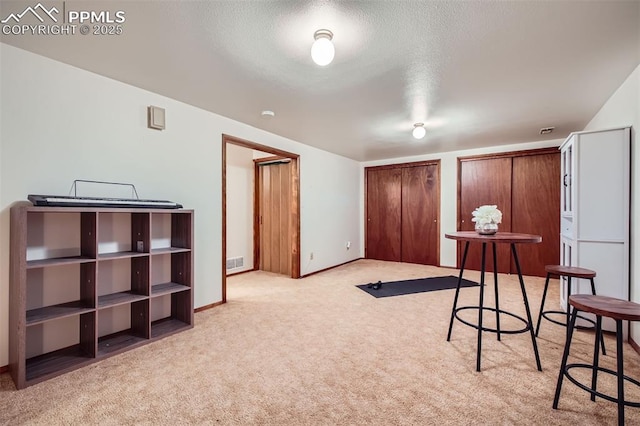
[9,204,194,389]
[559,126,631,333]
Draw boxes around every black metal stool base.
[563,363,640,407]
[554,296,640,426]
[536,270,605,355]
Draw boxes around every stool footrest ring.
[454,306,529,335]
[541,310,598,330]
[564,363,640,407]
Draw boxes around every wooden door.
[258,161,292,275]
[366,168,402,261]
[458,157,512,273]
[401,165,439,265]
[511,153,560,276]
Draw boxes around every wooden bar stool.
[553,294,640,426]
[535,265,605,355]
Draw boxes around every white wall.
[226,144,254,273]
[361,139,562,267]
[584,64,640,343]
[300,149,362,271]
[0,44,361,367]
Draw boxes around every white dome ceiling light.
[412,123,426,139]
[311,29,335,66]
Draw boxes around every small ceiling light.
[540,126,555,135]
[311,29,335,66]
[261,110,275,118]
[412,123,426,139]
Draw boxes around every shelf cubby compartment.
[150,211,192,252]
[150,291,192,339]
[26,210,97,264]
[97,300,149,357]
[97,256,150,305]
[24,312,96,385]
[150,250,193,339]
[26,261,96,325]
[97,211,150,257]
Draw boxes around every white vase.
[475,222,498,235]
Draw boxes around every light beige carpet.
[1,259,640,425]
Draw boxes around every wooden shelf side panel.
[10,205,28,389]
[80,312,96,358]
[130,256,150,296]
[132,299,150,339]
[171,252,192,287]
[171,213,192,249]
[81,262,97,308]
[80,212,98,258]
[131,212,150,254]
[171,290,193,326]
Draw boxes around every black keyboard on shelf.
[28,194,183,209]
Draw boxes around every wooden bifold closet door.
[458,157,512,273]
[258,161,292,275]
[401,165,439,265]
[366,168,402,261]
[366,162,440,266]
[457,149,560,277]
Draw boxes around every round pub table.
[445,231,543,372]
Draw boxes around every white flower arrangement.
[471,205,502,226]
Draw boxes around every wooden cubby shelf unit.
[9,204,194,389]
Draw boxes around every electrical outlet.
[346,241,351,250]
[310,252,314,260]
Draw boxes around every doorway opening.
[222,134,300,303]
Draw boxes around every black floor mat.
[356,275,478,298]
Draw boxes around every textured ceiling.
[1,1,639,161]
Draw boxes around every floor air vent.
[226,256,244,270]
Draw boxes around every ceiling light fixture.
[539,126,555,135]
[311,29,335,66]
[412,123,426,139]
[261,110,275,118]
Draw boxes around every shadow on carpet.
[356,275,478,298]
